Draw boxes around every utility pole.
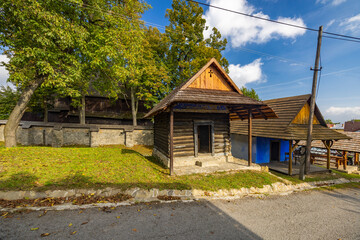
[300,26,323,180]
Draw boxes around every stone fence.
[0,120,153,147]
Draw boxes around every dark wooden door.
[198,125,211,153]
[270,141,280,161]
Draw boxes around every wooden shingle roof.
[231,94,350,141]
[300,131,360,153]
[144,58,278,120]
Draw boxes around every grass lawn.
[271,168,360,184]
[0,142,281,192]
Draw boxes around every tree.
[126,26,170,126]
[0,0,147,146]
[240,87,261,101]
[165,0,228,88]
[0,86,20,120]
[325,119,334,124]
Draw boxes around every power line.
[56,0,312,67]
[237,47,308,66]
[55,0,166,31]
[187,0,318,32]
[187,0,360,42]
[316,53,322,101]
[323,35,360,43]
[256,66,360,91]
[323,31,360,41]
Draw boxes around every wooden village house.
[144,58,277,175]
[230,94,350,175]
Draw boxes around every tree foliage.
[124,26,170,126]
[0,86,20,120]
[0,0,148,145]
[165,0,228,88]
[240,87,261,101]
[325,119,334,124]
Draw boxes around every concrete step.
[195,158,227,167]
[336,165,359,174]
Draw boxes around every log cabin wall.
[154,112,170,157]
[173,112,230,158]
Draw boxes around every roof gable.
[292,103,320,124]
[188,65,234,91]
[181,58,242,94]
[230,94,345,140]
[144,58,278,119]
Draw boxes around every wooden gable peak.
[181,58,242,94]
[291,96,327,126]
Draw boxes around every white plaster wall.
[230,133,256,161]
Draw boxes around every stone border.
[1,178,359,212]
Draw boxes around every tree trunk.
[4,79,45,147]
[131,87,137,127]
[79,95,86,124]
[43,98,48,123]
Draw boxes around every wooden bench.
[310,153,346,170]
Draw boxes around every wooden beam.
[355,152,359,166]
[248,110,252,166]
[343,151,347,170]
[169,106,174,176]
[229,107,244,120]
[254,107,268,120]
[292,140,300,151]
[322,140,333,170]
[289,140,293,175]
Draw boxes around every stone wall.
[0,120,153,147]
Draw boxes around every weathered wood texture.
[154,112,170,157]
[231,94,349,141]
[248,111,252,166]
[189,66,233,91]
[154,112,231,158]
[173,112,230,158]
[292,103,320,124]
[299,131,360,153]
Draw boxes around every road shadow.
[0,199,262,240]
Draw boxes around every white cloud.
[0,55,9,86]
[325,106,360,122]
[325,19,335,30]
[339,13,360,33]
[228,58,265,88]
[203,0,306,47]
[316,0,347,6]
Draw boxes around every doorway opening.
[194,121,214,157]
[270,141,280,162]
[198,125,211,153]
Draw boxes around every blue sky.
[0,0,359,122]
[141,0,360,123]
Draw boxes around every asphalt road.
[1,188,359,240]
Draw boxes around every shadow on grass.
[0,171,191,192]
[0,172,39,190]
[121,148,166,169]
